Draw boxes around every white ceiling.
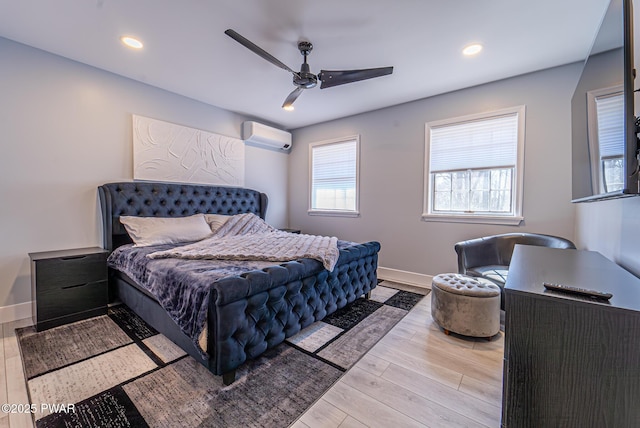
[0,0,610,129]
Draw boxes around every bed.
[98,181,380,384]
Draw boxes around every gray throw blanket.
[148,213,340,271]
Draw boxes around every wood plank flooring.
[2,318,34,428]
[0,289,504,427]
[293,291,504,428]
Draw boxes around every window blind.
[595,92,624,158]
[311,139,357,209]
[312,140,356,189]
[429,113,518,172]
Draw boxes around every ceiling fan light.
[462,43,483,56]
[282,104,295,111]
[121,36,144,49]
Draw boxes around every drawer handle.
[61,255,88,261]
[62,283,89,290]
[61,280,103,290]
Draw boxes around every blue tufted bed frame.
[98,181,380,384]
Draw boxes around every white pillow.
[120,214,212,247]
[203,213,231,232]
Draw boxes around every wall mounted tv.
[571,0,639,202]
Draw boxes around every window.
[423,106,525,225]
[587,86,624,194]
[309,136,360,216]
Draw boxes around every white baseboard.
[0,301,32,324]
[377,267,433,290]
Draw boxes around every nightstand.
[29,247,109,331]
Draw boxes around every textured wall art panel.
[133,115,245,186]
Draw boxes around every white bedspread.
[147,213,340,271]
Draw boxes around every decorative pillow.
[120,214,212,247]
[203,214,231,233]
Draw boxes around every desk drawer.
[34,253,107,291]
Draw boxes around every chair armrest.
[454,238,501,274]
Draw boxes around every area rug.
[16,282,427,428]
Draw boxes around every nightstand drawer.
[36,279,107,321]
[34,253,107,291]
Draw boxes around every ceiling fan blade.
[318,66,393,89]
[225,29,298,75]
[282,87,304,109]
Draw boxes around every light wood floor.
[293,289,504,428]
[0,290,504,428]
[1,317,33,428]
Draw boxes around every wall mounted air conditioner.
[242,121,292,151]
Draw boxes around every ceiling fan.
[224,29,394,110]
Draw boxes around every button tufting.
[432,273,500,297]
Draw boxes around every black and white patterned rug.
[16,282,427,428]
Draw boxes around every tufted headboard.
[98,182,268,251]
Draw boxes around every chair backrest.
[454,233,576,273]
[494,233,576,265]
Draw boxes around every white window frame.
[422,106,526,225]
[308,135,360,217]
[586,85,624,194]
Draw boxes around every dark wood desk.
[502,245,640,427]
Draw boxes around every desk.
[502,245,640,427]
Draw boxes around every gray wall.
[0,37,288,309]
[575,198,640,276]
[289,63,581,277]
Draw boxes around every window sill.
[308,210,360,218]
[421,213,523,226]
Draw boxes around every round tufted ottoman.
[431,273,500,339]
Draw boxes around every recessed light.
[462,43,483,56]
[121,36,143,49]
